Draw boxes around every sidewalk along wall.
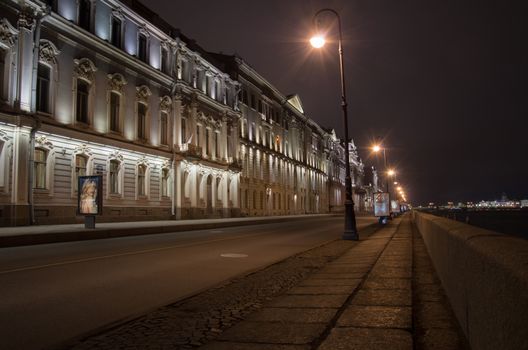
[412,211,528,350]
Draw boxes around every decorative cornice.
[73,144,93,157]
[138,24,150,37]
[39,39,60,64]
[136,85,152,103]
[159,96,172,112]
[111,7,125,20]
[35,135,53,149]
[18,9,36,31]
[108,150,124,162]
[0,18,18,47]
[107,73,127,92]
[74,58,97,82]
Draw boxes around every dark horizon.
[141,0,528,205]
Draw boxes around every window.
[214,132,219,158]
[34,149,47,189]
[181,60,190,82]
[250,94,256,109]
[36,63,51,113]
[205,128,210,155]
[160,112,168,145]
[253,190,256,209]
[109,92,120,132]
[181,117,186,143]
[111,17,122,48]
[75,154,87,191]
[0,49,5,101]
[137,102,147,140]
[109,160,120,194]
[161,168,169,197]
[138,34,148,63]
[196,125,200,147]
[161,47,169,74]
[78,0,91,31]
[76,79,89,123]
[258,99,263,114]
[242,89,248,105]
[138,165,146,196]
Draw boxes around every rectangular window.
[196,125,200,147]
[137,103,147,140]
[76,79,89,123]
[160,112,168,145]
[161,47,169,74]
[258,100,263,114]
[36,63,51,113]
[250,94,256,109]
[75,155,87,191]
[205,128,210,155]
[109,160,119,194]
[181,117,186,143]
[242,89,248,105]
[214,132,219,158]
[111,17,122,48]
[34,149,46,189]
[161,168,169,197]
[109,92,120,132]
[138,34,148,63]
[138,165,146,196]
[0,49,5,100]
[78,0,91,31]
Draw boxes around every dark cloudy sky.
[143,0,527,205]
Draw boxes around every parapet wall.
[412,211,528,350]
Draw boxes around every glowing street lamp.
[310,8,358,241]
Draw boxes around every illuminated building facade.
[0,0,365,226]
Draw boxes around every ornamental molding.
[39,39,60,64]
[35,136,53,149]
[159,96,172,112]
[74,58,97,82]
[138,24,150,37]
[73,144,93,157]
[108,150,124,162]
[107,73,127,92]
[0,18,18,47]
[18,9,36,31]
[111,7,125,20]
[137,156,149,167]
[161,160,171,169]
[136,85,152,103]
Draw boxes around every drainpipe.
[28,10,47,225]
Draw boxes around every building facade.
[0,0,366,226]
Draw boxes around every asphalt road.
[0,216,376,350]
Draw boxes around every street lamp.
[310,8,358,240]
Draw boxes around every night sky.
[143,0,527,206]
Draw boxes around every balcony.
[176,143,203,160]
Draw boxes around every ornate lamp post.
[310,8,358,240]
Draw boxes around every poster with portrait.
[391,200,401,213]
[77,175,103,215]
[374,192,390,217]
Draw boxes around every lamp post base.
[342,201,359,240]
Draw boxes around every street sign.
[374,192,390,217]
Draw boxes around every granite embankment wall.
[412,211,528,350]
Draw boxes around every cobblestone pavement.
[69,216,468,350]
[68,225,379,349]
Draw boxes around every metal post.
[314,9,358,240]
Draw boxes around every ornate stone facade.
[0,0,366,226]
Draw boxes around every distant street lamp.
[310,8,358,240]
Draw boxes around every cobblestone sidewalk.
[68,224,379,349]
[69,215,467,350]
